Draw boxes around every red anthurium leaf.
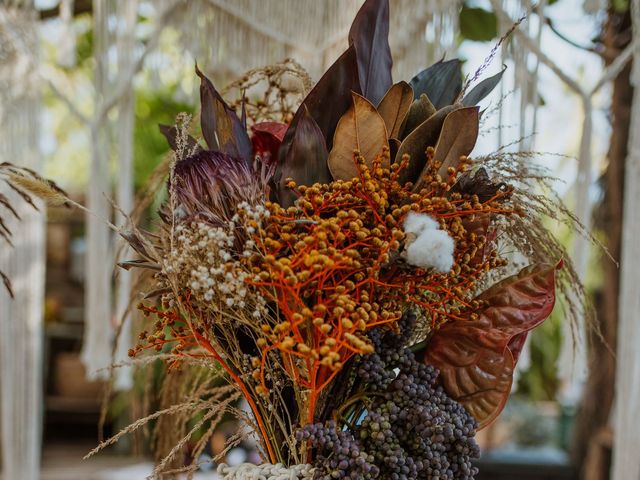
[348,0,392,105]
[274,106,330,207]
[424,263,559,429]
[251,122,288,165]
[195,65,252,167]
[507,332,529,364]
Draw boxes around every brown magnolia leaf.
[328,92,389,181]
[424,263,559,428]
[396,105,455,187]
[433,107,479,179]
[377,82,413,139]
[400,94,436,138]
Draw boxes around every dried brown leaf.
[328,92,389,180]
[377,81,413,139]
[433,107,479,179]
[400,94,436,138]
[396,106,455,187]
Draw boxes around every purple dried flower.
[172,150,263,225]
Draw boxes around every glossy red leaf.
[348,0,392,105]
[196,65,252,167]
[424,263,560,428]
[251,122,288,166]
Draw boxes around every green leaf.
[613,0,629,13]
[459,5,498,42]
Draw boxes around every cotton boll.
[403,211,439,235]
[405,228,455,273]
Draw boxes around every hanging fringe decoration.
[0,3,45,480]
[81,0,115,381]
[162,0,459,82]
[57,0,76,68]
[113,0,139,392]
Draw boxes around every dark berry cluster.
[300,311,480,480]
[297,421,379,479]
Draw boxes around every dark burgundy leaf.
[462,66,506,106]
[400,94,436,139]
[293,45,361,151]
[409,59,463,109]
[195,65,252,167]
[275,106,330,207]
[158,124,202,155]
[348,0,392,105]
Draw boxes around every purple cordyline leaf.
[348,0,393,106]
[462,65,506,107]
[275,45,360,204]
[158,124,203,155]
[195,65,252,168]
[275,106,329,208]
[288,45,361,152]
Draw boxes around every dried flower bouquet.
[78,1,587,478]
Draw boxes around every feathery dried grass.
[475,150,601,338]
[0,163,70,298]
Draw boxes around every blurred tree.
[573,2,631,478]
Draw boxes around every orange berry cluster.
[246,154,513,398]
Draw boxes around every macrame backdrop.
[0,2,45,480]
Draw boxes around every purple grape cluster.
[300,311,480,479]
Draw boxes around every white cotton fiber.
[403,212,455,273]
[403,211,439,235]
